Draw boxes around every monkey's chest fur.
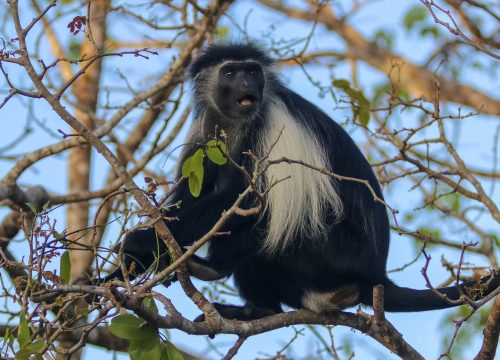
[176,114,389,313]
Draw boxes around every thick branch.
[67,0,110,281]
[31,283,425,360]
[474,296,500,360]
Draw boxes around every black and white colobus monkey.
[104,43,499,320]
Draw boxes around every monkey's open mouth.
[238,95,257,106]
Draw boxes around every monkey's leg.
[193,257,282,322]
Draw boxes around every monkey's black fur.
[103,43,499,319]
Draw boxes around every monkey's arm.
[99,234,227,284]
[186,255,229,281]
[98,238,233,286]
[99,187,244,284]
[98,164,251,284]
[167,169,252,244]
[98,228,171,283]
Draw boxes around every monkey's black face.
[214,61,265,119]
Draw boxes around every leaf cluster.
[332,79,370,126]
[12,312,44,360]
[109,298,183,360]
[181,139,228,197]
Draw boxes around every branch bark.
[474,295,500,360]
[67,0,110,282]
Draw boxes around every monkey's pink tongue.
[240,98,253,106]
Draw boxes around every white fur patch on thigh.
[302,285,360,313]
[302,290,338,313]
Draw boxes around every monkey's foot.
[194,302,277,322]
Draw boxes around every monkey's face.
[214,61,265,119]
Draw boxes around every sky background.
[0,0,499,359]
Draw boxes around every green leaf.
[334,84,371,126]
[215,26,229,39]
[358,107,370,127]
[15,348,32,360]
[129,335,162,360]
[191,149,204,173]
[373,29,394,50]
[450,194,461,212]
[350,89,370,106]
[181,156,192,178]
[80,307,90,317]
[188,173,203,198]
[352,106,360,125]
[188,149,204,197]
[332,79,350,89]
[109,314,156,341]
[8,331,15,351]
[23,339,44,353]
[372,83,391,103]
[60,251,71,285]
[342,342,352,358]
[3,327,10,342]
[398,90,410,101]
[403,5,428,30]
[17,312,30,349]
[206,140,228,165]
[182,149,205,197]
[25,203,37,214]
[142,297,158,314]
[42,201,50,212]
[161,341,184,360]
[420,26,440,38]
[52,230,66,243]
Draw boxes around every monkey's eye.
[224,70,235,78]
[249,70,257,75]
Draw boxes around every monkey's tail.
[362,274,499,312]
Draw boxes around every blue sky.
[0,1,499,359]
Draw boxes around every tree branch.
[474,295,500,360]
